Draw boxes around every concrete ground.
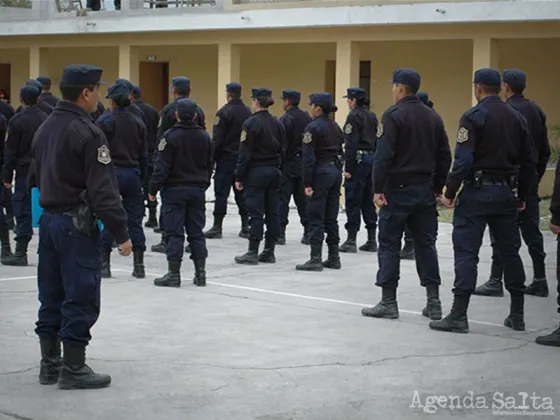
[1,206,559,420]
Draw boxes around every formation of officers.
[0,63,559,392]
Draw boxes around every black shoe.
[422,284,442,320]
[296,244,323,271]
[429,294,470,333]
[6,217,14,231]
[101,252,111,278]
[524,278,549,297]
[154,260,181,287]
[151,238,166,254]
[144,209,158,228]
[301,227,310,245]
[235,240,259,265]
[361,288,399,319]
[204,225,223,239]
[277,234,286,246]
[399,241,415,260]
[58,344,111,390]
[193,258,206,287]
[339,230,357,253]
[473,277,503,297]
[184,244,191,253]
[536,326,560,347]
[238,227,250,239]
[1,240,28,266]
[504,293,525,331]
[39,336,62,385]
[257,239,276,263]
[322,243,341,269]
[0,227,12,262]
[359,229,377,252]
[132,250,145,279]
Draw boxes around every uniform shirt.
[212,98,252,160]
[91,101,105,121]
[374,95,451,194]
[279,106,312,161]
[96,107,148,179]
[506,93,550,181]
[445,95,536,202]
[39,92,60,107]
[149,121,213,194]
[343,106,378,175]
[0,101,15,121]
[550,162,560,226]
[16,100,53,116]
[2,106,48,184]
[0,114,6,167]
[30,100,129,244]
[301,115,344,188]
[157,97,206,140]
[134,100,160,156]
[235,110,283,183]
[128,102,148,126]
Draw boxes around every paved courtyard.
[1,207,559,420]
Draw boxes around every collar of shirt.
[56,100,94,119]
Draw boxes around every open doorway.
[0,63,11,104]
[139,61,169,111]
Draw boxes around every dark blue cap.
[115,78,133,93]
[251,88,272,98]
[131,85,141,96]
[60,65,104,87]
[343,87,367,99]
[25,79,43,90]
[502,69,526,90]
[36,76,51,85]
[473,68,501,87]
[106,83,130,99]
[172,77,191,90]
[20,85,41,103]
[226,82,242,95]
[281,89,301,101]
[309,92,333,107]
[392,69,421,92]
[176,98,198,120]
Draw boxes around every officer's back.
[37,76,61,107]
[279,90,312,159]
[0,100,15,121]
[114,78,147,125]
[306,115,343,164]
[132,86,159,156]
[245,109,283,165]
[214,87,252,158]
[20,79,53,115]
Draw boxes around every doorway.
[0,63,11,103]
[139,61,169,111]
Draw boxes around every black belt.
[358,149,374,155]
[465,179,509,186]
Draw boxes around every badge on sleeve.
[240,130,247,142]
[97,145,111,165]
[303,132,312,144]
[457,127,468,143]
[377,123,384,138]
[344,123,352,134]
[158,138,167,152]
[214,116,220,126]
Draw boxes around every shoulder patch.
[344,123,352,134]
[97,145,111,165]
[377,123,384,138]
[214,116,220,126]
[158,138,167,152]
[456,127,469,143]
[303,132,312,144]
[240,130,247,142]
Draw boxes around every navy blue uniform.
[40,92,60,107]
[91,101,105,121]
[549,167,560,314]
[0,113,9,257]
[0,100,15,121]
[16,100,53,116]
[157,98,206,139]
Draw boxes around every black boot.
[422,284,442,320]
[258,238,276,263]
[239,215,250,239]
[277,231,286,246]
[235,240,259,265]
[399,240,415,260]
[536,323,560,347]
[39,336,62,385]
[339,230,357,253]
[361,287,399,319]
[295,244,323,271]
[204,215,224,239]
[144,208,158,228]
[184,244,191,253]
[359,229,377,252]
[504,293,525,331]
[58,343,111,390]
[429,294,470,333]
[1,240,28,266]
[6,207,14,230]
[193,258,206,287]
[153,226,163,233]
[524,277,549,297]
[0,226,12,262]
[154,260,181,287]
[473,276,503,297]
[301,225,310,245]
[151,235,167,253]
[322,243,341,269]
[132,250,145,279]
[101,252,111,278]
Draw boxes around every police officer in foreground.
[2,85,48,267]
[430,68,536,334]
[96,83,148,279]
[205,82,251,240]
[277,89,312,245]
[149,98,213,287]
[0,99,14,231]
[31,64,132,389]
[131,85,160,229]
[474,69,550,298]
[339,87,378,254]
[234,88,283,265]
[0,112,12,263]
[36,76,61,107]
[296,93,343,271]
[362,69,451,320]
[15,79,53,115]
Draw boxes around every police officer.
[91,100,105,121]
[31,64,132,389]
[0,90,15,121]
[234,88,283,265]
[475,69,550,298]
[430,68,536,334]
[339,87,378,253]
[114,78,147,125]
[362,69,451,320]
[0,97,14,230]
[0,112,12,262]
[15,80,53,115]
[96,83,148,279]
[1,85,48,266]
[131,85,161,229]
[149,98,213,287]
[277,89,312,245]
[36,76,61,107]
[204,82,251,239]
[295,93,343,271]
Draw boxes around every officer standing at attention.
[430,68,536,334]
[474,69,550,298]
[362,69,451,320]
[0,112,13,262]
[234,88,283,265]
[15,80,53,115]
[296,93,344,271]
[204,82,251,239]
[131,85,161,229]
[149,98,213,287]
[1,85,48,267]
[114,78,147,125]
[96,83,148,279]
[36,76,61,107]
[277,89,312,245]
[0,99,14,231]
[339,87,378,254]
[0,90,15,121]
[31,64,132,390]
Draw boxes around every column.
[118,44,139,84]
[334,40,360,128]
[29,46,41,79]
[471,37,499,105]
[216,42,241,109]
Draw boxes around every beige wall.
[0,48,28,106]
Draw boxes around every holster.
[70,191,99,237]
[335,155,344,170]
